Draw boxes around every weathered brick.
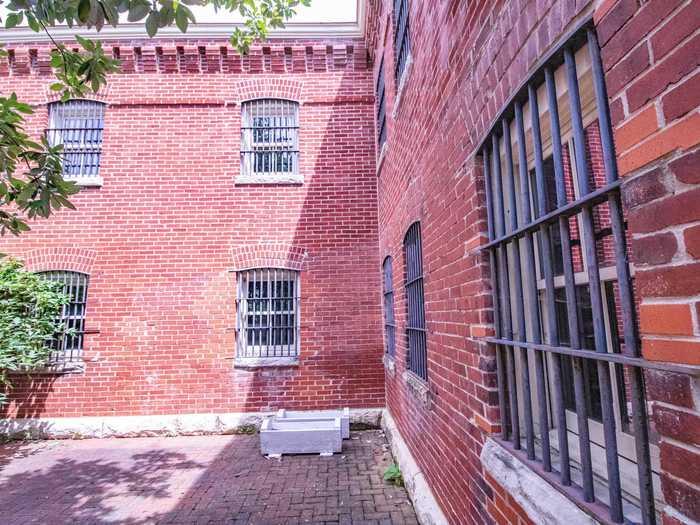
[661,441,700,486]
[606,44,650,96]
[596,0,638,46]
[622,167,669,208]
[645,369,695,409]
[661,474,700,523]
[651,0,700,60]
[626,32,700,112]
[662,70,700,122]
[653,405,700,446]
[669,147,700,185]
[614,103,658,153]
[628,186,700,234]
[640,302,692,335]
[684,224,700,259]
[643,337,700,364]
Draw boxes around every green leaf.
[127,0,150,21]
[78,0,92,22]
[49,83,65,92]
[175,8,189,32]
[5,12,23,29]
[145,10,159,37]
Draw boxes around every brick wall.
[367,0,699,523]
[0,38,385,418]
[597,1,700,523]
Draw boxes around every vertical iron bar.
[566,46,623,522]
[514,100,551,468]
[503,117,530,453]
[588,29,655,523]
[545,64,595,498]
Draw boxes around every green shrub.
[0,257,70,401]
[383,463,404,487]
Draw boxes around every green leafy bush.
[0,258,70,401]
[383,463,404,487]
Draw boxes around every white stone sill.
[68,177,103,187]
[234,175,304,185]
[10,360,86,375]
[392,54,413,120]
[233,356,299,369]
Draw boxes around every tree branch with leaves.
[0,0,311,236]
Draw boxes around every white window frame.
[238,98,301,185]
[235,268,301,366]
[47,99,105,187]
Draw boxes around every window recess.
[41,271,89,365]
[236,268,300,360]
[478,24,697,525]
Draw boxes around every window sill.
[376,142,388,176]
[235,174,304,185]
[392,54,413,120]
[234,356,299,369]
[403,370,431,409]
[67,177,103,187]
[10,360,86,375]
[383,354,396,376]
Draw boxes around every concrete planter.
[260,416,342,455]
[276,408,350,439]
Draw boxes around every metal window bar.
[236,268,300,358]
[42,271,89,364]
[46,100,105,180]
[241,99,299,178]
[382,256,396,357]
[393,0,410,83]
[404,222,427,380]
[376,57,387,150]
[476,24,697,525]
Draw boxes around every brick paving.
[0,430,418,525]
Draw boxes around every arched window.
[47,99,105,183]
[403,222,426,380]
[236,268,301,359]
[241,99,299,178]
[41,271,90,363]
[382,256,395,357]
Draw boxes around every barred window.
[42,271,89,364]
[241,99,299,178]
[478,25,684,524]
[404,222,426,380]
[393,0,411,83]
[47,100,105,182]
[376,57,387,150]
[236,268,300,359]
[382,256,395,357]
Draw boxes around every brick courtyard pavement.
[0,430,418,525]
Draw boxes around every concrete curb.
[0,408,383,440]
[381,409,449,525]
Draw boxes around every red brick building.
[2,0,700,524]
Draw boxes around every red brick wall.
[0,38,385,418]
[367,0,699,523]
[597,1,700,523]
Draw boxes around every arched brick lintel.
[236,78,304,104]
[231,243,309,272]
[22,247,97,275]
[44,86,110,105]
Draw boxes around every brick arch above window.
[22,247,97,275]
[235,79,304,105]
[231,243,309,272]
[43,85,110,105]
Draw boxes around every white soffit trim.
[1,0,365,43]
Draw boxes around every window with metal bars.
[393,0,411,83]
[477,24,697,525]
[236,268,300,359]
[41,271,89,364]
[46,100,105,182]
[240,99,299,179]
[376,57,387,151]
[382,256,396,357]
[403,222,426,380]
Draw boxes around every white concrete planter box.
[276,407,350,439]
[261,416,342,455]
